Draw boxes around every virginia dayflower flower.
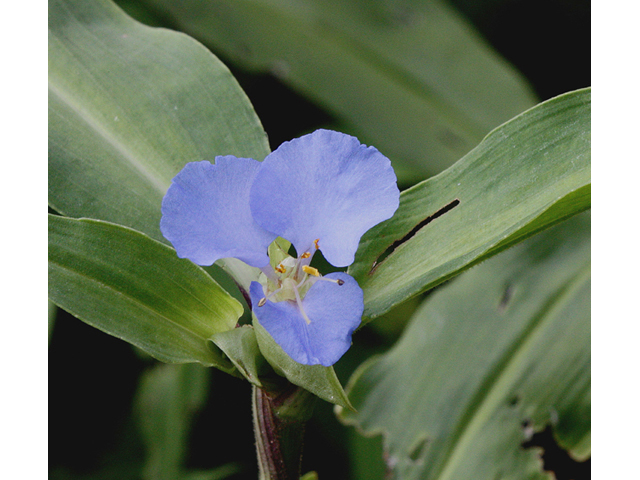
[160,129,399,366]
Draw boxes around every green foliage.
[48,0,269,285]
[48,215,243,367]
[136,363,208,479]
[208,326,270,388]
[209,318,355,408]
[339,213,590,479]
[132,0,538,183]
[48,0,590,477]
[135,363,243,480]
[350,88,590,321]
[48,300,57,343]
[254,316,354,409]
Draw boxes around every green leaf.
[338,213,590,479]
[181,466,243,480]
[208,326,271,388]
[350,88,591,321]
[48,299,57,344]
[48,0,269,286]
[136,0,537,182]
[299,472,319,480]
[48,215,243,367]
[135,363,210,480]
[253,315,354,410]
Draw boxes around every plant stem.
[252,384,317,480]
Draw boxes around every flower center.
[256,237,343,324]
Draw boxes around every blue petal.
[161,158,276,267]
[249,129,400,267]
[250,273,364,366]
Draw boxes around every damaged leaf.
[339,213,590,479]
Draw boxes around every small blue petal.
[161,158,276,267]
[250,273,364,366]
[249,129,400,267]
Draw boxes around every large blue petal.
[250,272,363,366]
[161,158,276,267]
[249,129,400,267]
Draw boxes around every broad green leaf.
[48,215,243,367]
[135,363,210,480]
[48,0,268,286]
[338,213,590,479]
[253,315,354,410]
[136,0,537,182]
[350,88,591,321]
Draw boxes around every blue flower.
[161,129,399,366]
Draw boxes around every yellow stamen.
[302,265,320,277]
[257,297,267,307]
[314,238,320,250]
[301,252,311,259]
[275,264,286,273]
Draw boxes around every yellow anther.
[301,252,311,259]
[257,297,267,307]
[314,239,320,250]
[275,264,287,274]
[302,265,320,277]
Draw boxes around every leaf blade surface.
[339,214,591,479]
[48,0,270,243]
[48,215,243,367]
[350,88,591,321]
[138,0,538,181]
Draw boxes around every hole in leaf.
[508,395,520,407]
[369,199,460,274]
[521,419,534,441]
[522,425,591,480]
[383,450,399,475]
[407,435,430,463]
